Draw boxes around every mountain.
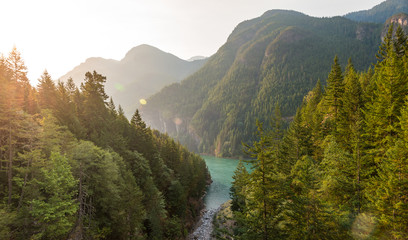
[60,44,207,117]
[344,0,408,23]
[188,56,207,61]
[382,12,408,37]
[140,10,386,158]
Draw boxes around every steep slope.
[60,44,207,117]
[141,10,383,157]
[344,0,408,23]
[382,12,408,37]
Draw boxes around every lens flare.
[351,212,376,239]
[115,83,124,91]
[173,117,183,125]
[139,99,147,105]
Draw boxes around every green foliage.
[344,0,408,23]
[142,10,382,158]
[0,49,209,239]
[230,161,249,212]
[230,24,408,240]
[30,152,78,239]
[320,137,356,212]
[368,140,408,239]
[238,112,289,239]
[37,70,57,110]
[324,56,344,123]
[286,156,342,240]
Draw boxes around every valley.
[1,0,408,239]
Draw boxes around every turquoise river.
[202,155,243,209]
[190,156,248,238]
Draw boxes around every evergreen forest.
[0,47,209,239]
[141,10,385,158]
[230,25,408,240]
[1,1,408,239]
[344,0,408,23]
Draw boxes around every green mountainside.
[230,24,408,239]
[344,0,408,23]
[141,10,383,157]
[60,44,207,117]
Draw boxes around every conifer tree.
[303,80,325,159]
[337,59,363,148]
[242,107,285,239]
[6,47,31,112]
[0,48,209,239]
[54,81,85,139]
[80,71,109,145]
[131,109,147,130]
[37,70,57,110]
[320,137,356,213]
[369,140,408,239]
[6,47,28,84]
[230,161,249,212]
[281,108,313,167]
[362,25,408,239]
[107,97,117,117]
[287,156,340,239]
[364,26,408,163]
[394,26,407,58]
[324,56,344,124]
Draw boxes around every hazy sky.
[0,0,384,83]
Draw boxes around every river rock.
[188,207,220,240]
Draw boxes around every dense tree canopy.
[0,48,209,239]
[142,10,383,158]
[230,25,408,240]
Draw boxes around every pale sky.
[0,0,384,84]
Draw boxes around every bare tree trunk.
[18,154,32,210]
[8,124,13,206]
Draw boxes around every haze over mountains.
[60,44,207,117]
[59,0,408,158]
[344,0,408,23]
[141,0,408,157]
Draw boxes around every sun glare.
[115,83,125,91]
[139,99,147,105]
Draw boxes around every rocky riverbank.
[212,201,235,239]
[188,207,220,240]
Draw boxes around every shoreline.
[200,153,251,161]
[187,206,222,240]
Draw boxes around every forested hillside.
[0,48,209,239]
[230,25,408,239]
[141,10,383,157]
[345,0,408,23]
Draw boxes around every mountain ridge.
[141,3,405,157]
[60,44,207,117]
[344,0,408,23]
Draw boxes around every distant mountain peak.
[60,45,207,118]
[141,8,384,157]
[344,0,408,23]
[261,9,306,18]
[125,44,160,53]
[82,57,118,64]
[122,44,174,61]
